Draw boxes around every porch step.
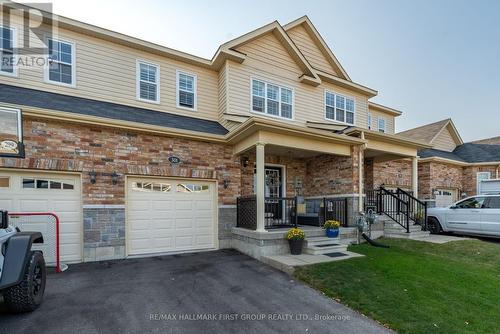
[384,230,431,239]
[384,224,422,233]
[304,237,348,255]
[305,236,340,247]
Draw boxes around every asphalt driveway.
[0,249,391,334]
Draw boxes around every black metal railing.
[236,196,257,230]
[396,188,428,230]
[378,187,410,232]
[323,197,348,227]
[235,195,349,230]
[265,197,297,229]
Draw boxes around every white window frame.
[477,172,491,194]
[324,90,355,125]
[176,70,197,111]
[0,25,18,77]
[136,60,160,104]
[44,37,76,87]
[250,78,294,120]
[378,117,386,133]
[367,113,372,130]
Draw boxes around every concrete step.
[384,230,431,239]
[302,229,327,238]
[305,236,340,247]
[304,243,348,255]
[384,226,422,233]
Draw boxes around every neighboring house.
[0,4,429,262]
[398,119,500,207]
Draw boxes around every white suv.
[427,195,500,237]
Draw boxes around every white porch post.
[255,142,266,232]
[412,156,419,197]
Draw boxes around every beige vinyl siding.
[218,63,228,120]
[368,110,395,134]
[0,16,219,121]
[433,127,457,152]
[286,25,339,76]
[224,33,368,129]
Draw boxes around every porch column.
[255,142,266,232]
[412,156,419,197]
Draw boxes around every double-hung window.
[47,38,75,86]
[177,71,196,110]
[137,61,159,103]
[378,117,386,133]
[325,91,355,125]
[0,26,15,76]
[251,79,293,119]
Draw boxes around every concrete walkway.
[410,234,469,243]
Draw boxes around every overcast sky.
[20,0,500,142]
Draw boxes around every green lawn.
[294,238,500,334]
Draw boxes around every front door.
[264,167,283,198]
[254,166,284,226]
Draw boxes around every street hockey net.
[8,212,64,273]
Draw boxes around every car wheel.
[428,217,443,234]
[3,251,46,313]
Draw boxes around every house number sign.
[168,156,181,164]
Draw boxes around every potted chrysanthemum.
[323,220,341,238]
[286,228,305,255]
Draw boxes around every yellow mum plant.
[323,220,341,229]
[286,227,305,240]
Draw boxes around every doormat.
[323,252,347,258]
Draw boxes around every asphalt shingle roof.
[419,143,500,163]
[398,119,450,144]
[0,84,228,136]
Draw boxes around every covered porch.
[228,118,366,235]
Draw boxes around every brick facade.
[240,145,362,198]
[0,117,241,205]
[364,158,412,190]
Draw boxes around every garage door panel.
[151,219,174,229]
[0,199,14,210]
[0,172,82,263]
[127,177,216,256]
[19,199,50,211]
[175,200,193,210]
[152,200,174,210]
[128,200,151,211]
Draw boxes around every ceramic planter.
[326,228,339,238]
[288,239,304,255]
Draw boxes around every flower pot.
[288,239,304,255]
[326,228,339,238]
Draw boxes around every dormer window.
[378,117,386,133]
[325,91,355,125]
[251,79,293,120]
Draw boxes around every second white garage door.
[127,177,217,256]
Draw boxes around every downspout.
[358,132,366,213]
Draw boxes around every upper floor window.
[252,79,293,119]
[378,117,386,133]
[0,26,16,76]
[46,38,75,86]
[137,61,159,103]
[177,71,197,110]
[325,91,354,125]
[367,113,372,130]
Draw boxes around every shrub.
[323,220,341,229]
[286,228,305,240]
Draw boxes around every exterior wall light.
[223,178,230,189]
[89,171,97,184]
[242,157,249,168]
[112,172,119,185]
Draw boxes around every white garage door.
[435,189,457,208]
[127,177,216,256]
[0,171,82,263]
